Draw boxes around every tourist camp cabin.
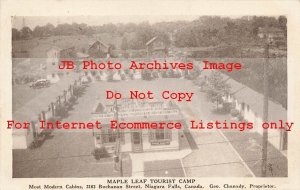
[146,36,168,58]
[91,99,183,154]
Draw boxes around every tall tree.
[33,26,44,37]
[12,28,20,40]
[121,37,128,50]
[278,16,287,37]
[206,71,231,109]
[20,26,32,39]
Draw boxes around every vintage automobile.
[29,79,51,89]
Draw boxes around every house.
[146,36,168,58]
[88,40,111,58]
[46,46,77,69]
[91,99,183,154]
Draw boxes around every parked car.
[29,79,51,89]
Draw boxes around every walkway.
[129,149,191,177]
[177,92,255,177]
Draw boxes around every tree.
[141,70,152,80]
[131,22,156,49]
[20,26,32,39]
[33,26,44,37]
[44,23,55,36]
[121,37,128,51]
[278,16,287,37]
[206,71,231,109]
[12,28,20,40]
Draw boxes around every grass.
[144,159,184,177]
[12,32,136,58]
[222,131,287,177]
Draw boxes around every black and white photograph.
[1,1,300,190]
[11,15,288,178]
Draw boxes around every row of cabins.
[13,75,83,149]
[220,73,287,153]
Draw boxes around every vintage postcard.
[1,0,300,190]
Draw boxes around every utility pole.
[114,98,123,177]
[261,41,270,177]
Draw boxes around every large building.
[91,99,183,154]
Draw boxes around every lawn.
[144,159,185,177]
[222,131,288,177]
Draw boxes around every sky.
[12,15,244,30]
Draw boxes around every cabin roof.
[220,72,286,121]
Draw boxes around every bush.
[152,71,159,79]
[223,102,232,112]
[237,113,244,121]
[92,147,108,160]
[230,108,239,117]
[121,74,126,80]
[55,104,67,118]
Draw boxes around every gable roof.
[220,72,287,122]
[146,36,158,46]
[89,40,109,48]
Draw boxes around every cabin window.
[101,128,124,144]
[149,128,171,143]
[101,128,117,143]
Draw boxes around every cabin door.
[131,131,143,152]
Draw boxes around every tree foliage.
[206,71,231,107]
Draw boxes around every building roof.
[93,112,183,125]
[89,40,109,48]
[146,36,158,46]
[91,98,182,125]
[221,72,287,122]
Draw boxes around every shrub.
[223,102,232,112]
[93,147,107,160]
[121,74,126,80]
[230,108,239,117]
[237,113,244,121]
